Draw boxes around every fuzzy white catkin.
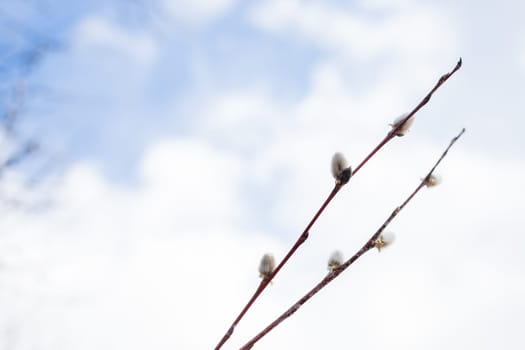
[375,232,396,251]
[424,174,441,187]
[259,253,275,278]
[391,113,415,136]
[327,250,344,271]
[379,232,396,246]
[331,152,348,179]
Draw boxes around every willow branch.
[213,58,462,350]
[353,57,462,174]
[239,128,466,350]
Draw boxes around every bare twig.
[213,59,462,350]
[239,128,466,349]
[1,140,39,171]
[353,57,462,174]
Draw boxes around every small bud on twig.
[423,174,441,187]
[259,254,275,280]
[327,250,344,272]
[374,232,396,252]
[390,113,415,137]
[331,153,352,185]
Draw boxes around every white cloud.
[519,33,525,76]
[0,138,285,349]
[154,0,238,26]
[249,0,459,64]
[197,91,287,153]
[138,139,243,231]
[73,16,158,65]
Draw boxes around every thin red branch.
[353,57,462,175]
[214,184,341,349]
[239,128,466,349]
[213,58,462,350]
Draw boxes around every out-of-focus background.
[1,0,524,349]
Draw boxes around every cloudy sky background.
[1,0,524,349]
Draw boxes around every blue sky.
[3,0,524,179]
[3,0,323,181]
[1,0,525,349]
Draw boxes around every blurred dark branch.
[0,9,60,206]
[1,139,38,171]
